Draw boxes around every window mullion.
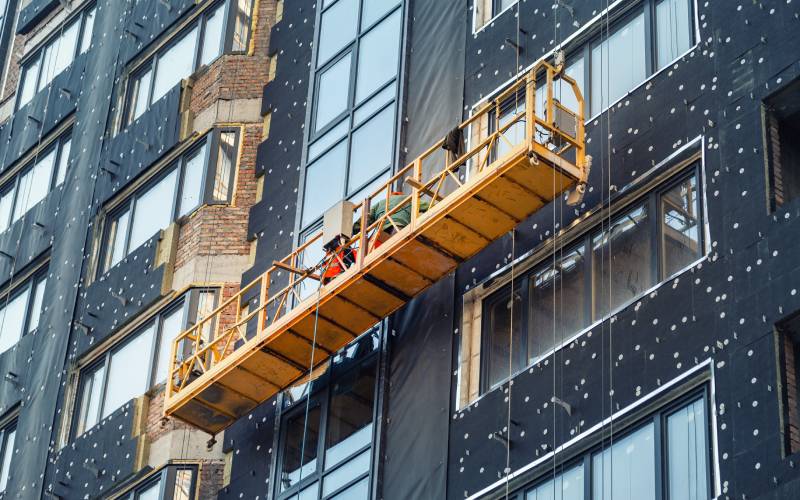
[654,408,665,500]
[644,0,656,76]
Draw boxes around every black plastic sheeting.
[378,1,466,499]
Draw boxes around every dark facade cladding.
[0,0,795,498]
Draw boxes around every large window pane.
[80,7,95,53]
[526,464,584,500]
[330,476,369,500]
[200,5,225,66]
[322,449,370,496]
[213,132,237,202]
[102,324,156,418]
[347,104,394,193]
[528,244,587,364]
[0,189,14,233]
[232,0,255,51]
[53,20,80,77]
[315,55,352,132]
[667,399,709,500]
[13,149,56,221]
[302,141,347,227]
[662,174,701,277]
[174,469,195,500]
[18,57,40,108]
[56,138,72,186]
[592,423,656,500]
[178,145,207,218]
[128,169,178,251]
[0,290,29,353]
[27,278,46,334]
[483,283,524,389]
[105,210,130,270]
[151,27,198,104]
[590,12,646,115]
[361,0,399,29]
[592,204,653,319]
[325,363,376,468]
[155,305,186,384]
[137,479,161,500]
[656,0,692,70]
[129,68,153,123]
[317,0,358,65]
[354,10,401,103]
[0,428,15,492]
[281,405,321,491]
[76,364,104,435]
[494,94,526,161]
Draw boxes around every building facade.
[0,0,796,499]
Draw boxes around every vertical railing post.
[411,158,422,222]
[358,198,369,268]
[526,69,536,149]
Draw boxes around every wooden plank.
[475,175,544,220]
[289,314,356,354]
[219,366,281,402]
[197,382,258,417]
[266,331,334,368]
[421,216,489,260]
[367,258,432,297]
[337,277,405,317]
[320,295,380,331]
[240,349,304,387]
[446,197,518,240]
[391,239,457,280]
[503,161,573,202]
[172,399,233,435]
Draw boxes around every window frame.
[112,464,198,500]
[514,386,713,500]
[98,129,239,274]
[476,160,705,395]
[0,0,17,92]
[0,418,16,495]
[120,0,256,128]
[298,0,404,235]
[0,129,72,233]
[274,329,381,500]
[71,288,219,439]
[14,3,96,111]
[0,263,48,354]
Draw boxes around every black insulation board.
[444,0,800,498]
[15,0,60,34]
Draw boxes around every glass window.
[178,145,207,218]
[128,170,179,251]
[13,149,56,221]
[483,283,524,389]
[232,0,255,52]
[152,27,199,104]
[315,55,353,132]
[200,5,225,67]
[154,306,185,384]
[0,189,14,233]
[526,464,584,500]
[18,58,40,108]
[590,12,646,116]
[325,363,376,468]
[667,398,709,500]
[105,209,130,270]
[347,103,394,194]
[592,204,653,319]
[317,0,358,65]
[281,405,322,491]
[322,449,370,496]
[592,423,656,500]
[0,290,28,353]
[528,244,587,363]
[136,479,161,500]
[27,277,46,334]
[56,138,72,186]
[102,324,156,418]
[656,0,693,70]
[661,174,701,277]
[354,9,401,104]
[0,425,15,493]
[128,68,153,124]
[80,7,95,53]
[302,142,347,227]
[213,132,237,202]
[361,0,399,29]
[76,363,104,436]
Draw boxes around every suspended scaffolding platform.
[164,61,589,434]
